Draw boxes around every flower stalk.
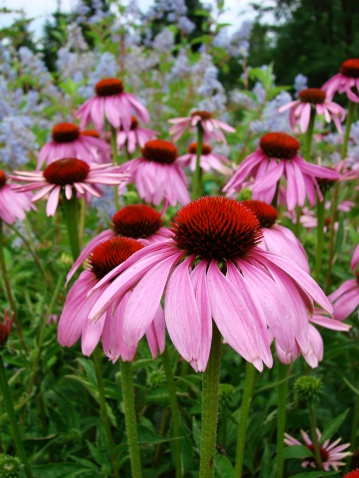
[304,108,316,162]
[61,190,80,262]
[120,358,142,478]
[234,362,256,478]
[192,125,204,200]
[199,322,222,478]
[110,126,120,210]
[314,193,326,283]
[308,403,324,470]
[276,362,290,478]
[0,353,33,478]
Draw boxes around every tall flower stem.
[276,362,290,478]
[111,126,120,210]
[234,362,256,478]
[199,322,222,478]
[61,191,80,262]
[308,403,323,470]
[93,348,119,478]
[304,108,316,162]
[271,181,280,209]
[192,126,204,200]
[314,193,326,283]
[161,347,183,478]
[0,220,27,353]
[326,99,355,292]
[120,359,142,478]
[0,354,33,478]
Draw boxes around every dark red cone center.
[260,132,300,160]
[340,59,359,78]
[306,444,329,464]
[298,88,326,104]
[89,237,143,280]
[0,171,7,188]
[188,142,212,155]
[171,197,262,260]
[241,200,278,229]
[52,123,80,143]
[81,129,100,138]
[95,78,124,96]
[112,205,163,238]
[191,110,212,120]
[142,140,178,164]
[43,158,90,186]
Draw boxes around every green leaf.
[30,463,91,477]
[343,376,359,396]
[320,409,349,444]
[214,454,235,478]
[289,472,338,478]
[283,445,313,459]
[334,214,345,255]
[137,425,170,444]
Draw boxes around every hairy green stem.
[162,347,183,478]
[93,348,119,478]
[199,322,222,478]
[308,403,323,470]
[314,194,326,283]
[234,362,256,478]
[61,191,80,262]
[276,362,289,478]
[0,220,27,353]
[0,354,33,478]
[192,126,204,200]
[120,358,142,478]
[304,108,316,162]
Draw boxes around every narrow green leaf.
[214,454,235,478]
[343,376,359,396]
[289,471,338,478]
[284,444,314,459]
[320,409,349,444]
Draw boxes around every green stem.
[271,181,280,209]
[234,362,256,478]
[161,347,183,478]
[0,220,27,353]
[350,391,359,452]
[295,206,302,237]
[304,108,316,162]
[110,126,120,210]
[93,348,119,478]
[314,194,326,283]
[61,191,80,262]
[326,100,356,292]
[120,359,142,478]
[308,403,323,470]
[192,126,204,200]
[199,322,222,478]
[0,354,33,478]
[276,362,289,478]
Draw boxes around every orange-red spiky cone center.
[171,197,262,260]
[340,59,359,78]
[191,110,212,120]
[80,129,100,138]
[188,142,212,155]
[344,469,359,478]
[89,237,143,280]
[0,171,7,188]
[298,88,326,104]
[112,205,163,238]
[95,78,124,97]
[142,139,178,164]
[241,200,278,229]
[306,444,329,463]
[43,158,90,186]
[52,123,80,143]
[260,132,300,160]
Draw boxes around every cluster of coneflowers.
[0,58,358,478]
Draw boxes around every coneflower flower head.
[322,59,359,102]
[177,142,232,175]
[89,196,332,372]
[117,116,158,154]
[0,171,34,224]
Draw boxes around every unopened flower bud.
[0,453,23,478]
[294,376,322,402]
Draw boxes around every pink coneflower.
[66,204,170,284]
[75,78,150,132]
[168,110,236,143]
[0,171,34,224]
[117,116,158,154]
[12,159,129,216]
[278,88,345,133]
[37,123,112,170]
[275,308,351,368]
[284,429,352,471]
[177,142,233,175]
[0,309,13,347]
[120,139,190,206]
[223,132,340,211]
[58,237,165,361]
[328,244,359,321]
[322,59,359,102]
[240,200,309,272]
[89,197,331,372]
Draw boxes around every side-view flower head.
[117,116,158,154]
[322,59,359,102]
[177,142,233,175]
